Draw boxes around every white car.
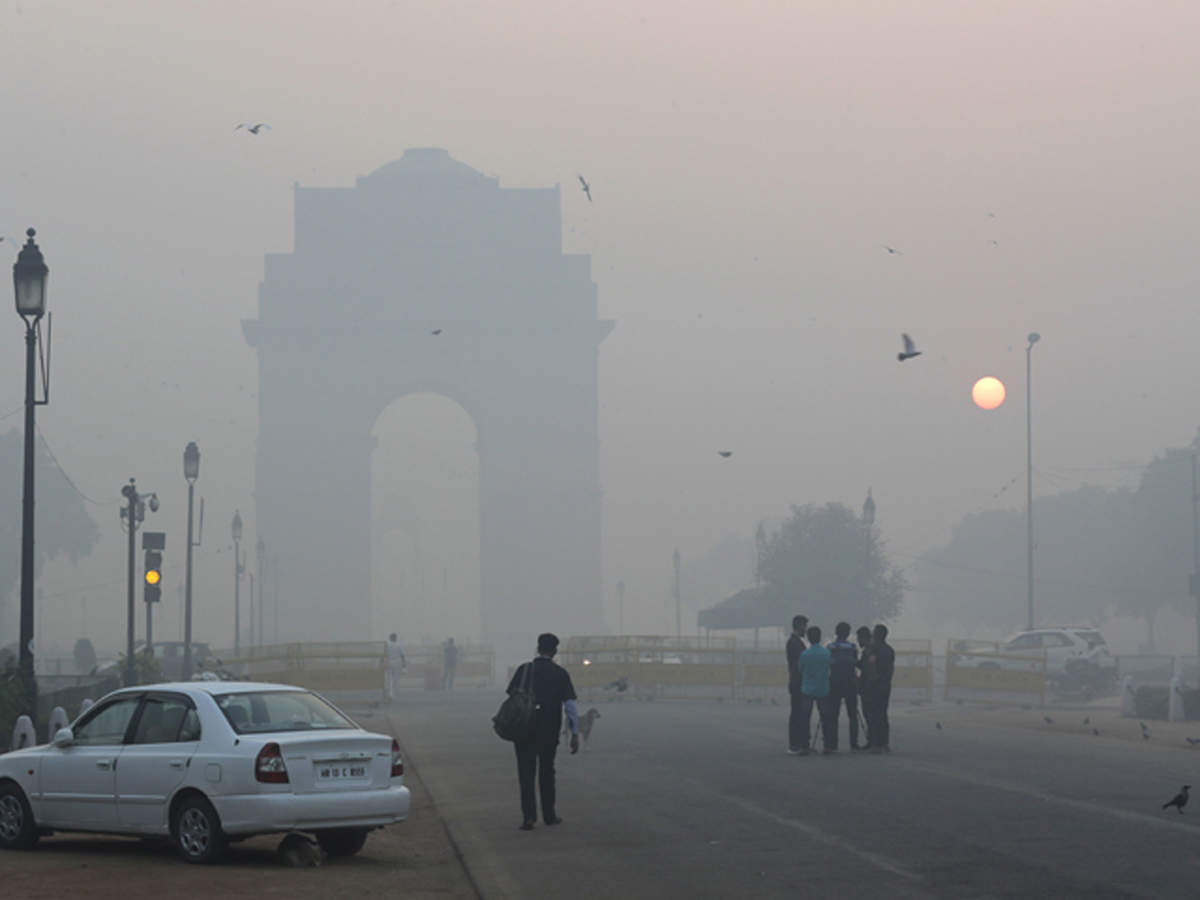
[0,681,410,863]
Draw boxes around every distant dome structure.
[359,148,494,186]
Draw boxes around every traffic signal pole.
[124,480,137,688]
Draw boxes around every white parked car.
[0,682,410,863]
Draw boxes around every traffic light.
[144,549,163,604]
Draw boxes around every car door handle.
[95,759,112,769]
[169,759,184,769]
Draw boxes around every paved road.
[376,690,1200,899]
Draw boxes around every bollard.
[1169,675,1185,723]
[10,715,36,751]
[78,698,93,716]
[1121,675,1136,717]
[48,706,69,737]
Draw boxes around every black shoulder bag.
[493,660,537,742]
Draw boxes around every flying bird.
[882,245,903,255]
[236,123,271,134]
[898,333,922,362]
[578,175,592,202]
[431,329,442,336]
[1163,785,1190,813]
[717,451,733,458]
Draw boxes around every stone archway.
[244,148,611,660]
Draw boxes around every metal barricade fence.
[560,636,933,703]
[213,641,495,694]
[944,639,1046,706]
[561,636,738,701]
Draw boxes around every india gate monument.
[243,148,610,659]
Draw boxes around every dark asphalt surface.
[367,690,1200,899]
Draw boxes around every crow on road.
[1163,785,1190,814]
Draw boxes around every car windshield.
[1075,630,1107,649]
[214,690,356,734]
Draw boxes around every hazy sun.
[972,376,1006,410]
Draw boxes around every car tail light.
[391,738,403,777]
[255,742,289,784]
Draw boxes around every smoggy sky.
[3,0,1199,652]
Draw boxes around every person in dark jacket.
[507,633,580,830]
[854,625,873,750]
[785,614,809,754]
[826,622,860,751]
[863,624,896,753]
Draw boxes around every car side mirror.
[52,727,74,748]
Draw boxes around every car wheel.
[315,827,369,857]
[0,782,39,851]
[173,795,226,864]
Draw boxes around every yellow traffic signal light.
[145,568,161,586]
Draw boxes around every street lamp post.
[1025,332,1041,632]
[232,510,243,655]
[183,442,200,680]
[672,549,681,640]
[863,488,876,609]
[256,538,266,648]
[13,228,48,721]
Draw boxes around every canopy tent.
[697,585,793,631]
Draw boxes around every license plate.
[316,764,368,780]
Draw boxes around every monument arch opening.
[370,392,481,646]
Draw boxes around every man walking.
[827,622,861,751]
[796,625,835,755]
[442,637,458,691]
[385,632,407,702]
[863,624,896,753]
[786,615,808,754]
[507,633,580,830]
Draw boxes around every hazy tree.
[0,428,100,629]
[755,503,906,626]
[916,486,1129,634]
[1115,440,1200,649]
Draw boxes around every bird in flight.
[882,245,903,255]
[431,329,443,336]
[898,333,922,362]
[1163,785,1190,813]
[717,451,733,459]
[578,175,592,202]
[236,123,271,134]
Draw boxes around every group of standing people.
[786,615,895,755]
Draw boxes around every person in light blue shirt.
[796,626,836,755]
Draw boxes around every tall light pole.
[13,228,48,720]
[616,579,626,635]
[1191,453,1200,677]
[232,510,243,655]
[1025,332,1040,632]
[862,487,876,605]
[182,442,200,680]
[672,548,681,640]
[256,537,266,648]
